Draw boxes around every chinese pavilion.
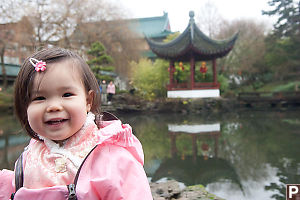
[146,11,238,98]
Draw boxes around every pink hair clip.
[29,58,46,72]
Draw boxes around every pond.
[1,110,300,200]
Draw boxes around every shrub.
[218,74,229,94]
[131,58,169,100]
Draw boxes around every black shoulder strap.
[15,153,24,191]
[66,144,98,200]
[101,111,119,121]
[11,153,24,199]
[67,112,119,199]
[73,145,98,186]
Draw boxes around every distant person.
[0,47,152,199]
[107,80,115,105]
[100,80,107,104]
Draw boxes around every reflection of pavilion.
[151,122,242,190]
[168,123,221,160]
[152,154,243,188]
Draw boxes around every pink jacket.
[0,113,152,200]
[107,83,115,94]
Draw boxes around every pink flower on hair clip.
[29,58,46,72]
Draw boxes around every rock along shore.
[150,179,224,200]
[102,92,300,115]
[102,93,237,114]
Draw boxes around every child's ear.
[86,90,94,112]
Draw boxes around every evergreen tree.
[263,0,299,38]
[262,0,300,80]
[87,42,115,82]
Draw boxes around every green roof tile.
[128,12,173,38]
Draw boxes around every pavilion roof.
[128,12,173,39]
[146,11,238,62]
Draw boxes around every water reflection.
[151,122,243,191]
[121,111,300,200]
[167,123,221,159]
[0,115,30,169]
[1,111,300,200]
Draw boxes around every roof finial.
[189,11,195,24]
[189,11,195,40]
[189,11,194,18]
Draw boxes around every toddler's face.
[27,60,93,143]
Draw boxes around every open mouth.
[46,119,68,125]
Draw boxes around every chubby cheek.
[27,105,43,133]
[66,98,90,124]
[70,107,88,126]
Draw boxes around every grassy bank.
[234,80,300,93]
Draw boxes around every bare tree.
[1,0,143,82]
[21,0,142,77]
[196,1,224,38]
[0,0,24,23]
[69,18,142,77]
[0,0,24,90]
[59,0,143,77]
[216,19,271,86]
[23,0,65,47]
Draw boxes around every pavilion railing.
[167,82,220,90]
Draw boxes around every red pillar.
[190,56,195,89]
[169,60,175,89]
[212,59,217,85]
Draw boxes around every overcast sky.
[113,0,277,32]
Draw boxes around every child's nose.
[46,101,63,112]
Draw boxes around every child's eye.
[33,96,45,101]
[63,93,73,97]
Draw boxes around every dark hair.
[14,47,101,140]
